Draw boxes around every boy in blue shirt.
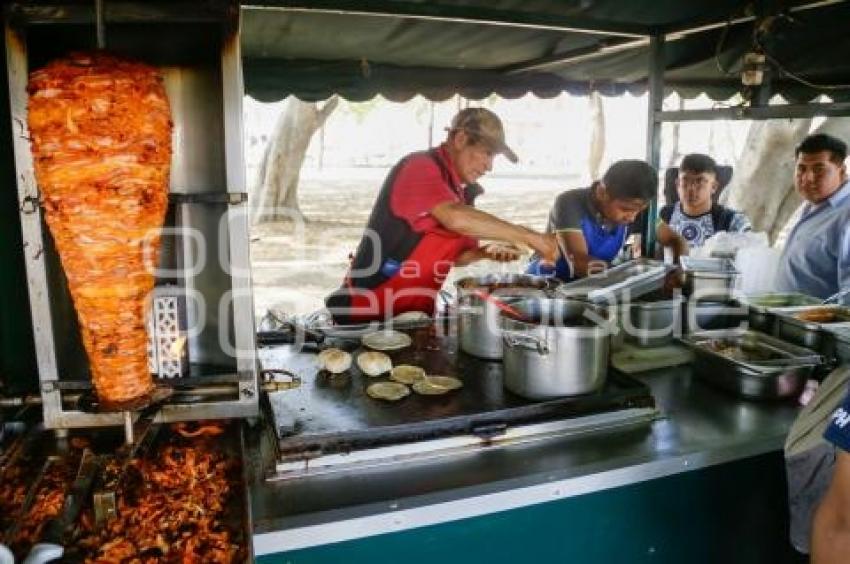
[528,159,657,281]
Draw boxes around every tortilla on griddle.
[357,351,393,377]
[367,381,410,401]
[362,330,412,351]
[412,375,463,395]
[317,348,352,374]
[390,365,426,385]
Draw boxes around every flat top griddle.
[261,322,655,457]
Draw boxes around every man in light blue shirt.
[777,133,850,301]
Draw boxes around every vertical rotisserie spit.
[27,52,172,407]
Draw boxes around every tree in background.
[251,96,339,224]
[721,116,850,243]
[587,91,605,180]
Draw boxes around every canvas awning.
[241,0,850,103]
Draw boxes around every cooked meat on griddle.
[27,52,172,405]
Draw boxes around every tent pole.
[643,33,664,258]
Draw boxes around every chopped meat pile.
[74,424,242,563]
[794,308,848,324]
[27,52,172,406]
[0,458,33,533]
[0,453,82,559]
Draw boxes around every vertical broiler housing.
[5,0,259,427]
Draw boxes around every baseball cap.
[448,107,518,163]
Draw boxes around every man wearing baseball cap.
[326,107,556,323]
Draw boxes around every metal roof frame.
[243,0,650,37]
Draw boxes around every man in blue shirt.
[527,160,657,281]
[776,134,850,301]
[812,391,850,562]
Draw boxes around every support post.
[643,33,664,257]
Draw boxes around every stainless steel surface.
[94,0,105,48]
[455,275,547,360]
[5,22,64,429]
[555,258,672,303]
[680,257,739,297]
[249,364,801,555]
[739,292,821,333]
[683,297,748,333]
[272,408,658,480]
[824,325,850,364]
[5,3,258,427]
[501,299,610,399]
[627,296,683,348]
[609,303,627,351]
[678,329,821,399]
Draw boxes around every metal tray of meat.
[554,258,674,303]
[678,329,823,400]
[737,292,822,333]
[770,305,850,353]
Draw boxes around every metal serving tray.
[679,329,822,400]
[738,293,822,333]
[770,305,850,353]
[680,257,739,297]
[555,258,673,303]
[824,325,850,364]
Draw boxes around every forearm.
[813,497,850,563]
[570,253,610,277]
[432,203,535,246]
[657,223,688,258]
[455,248,485,266]
[433,202,552,259]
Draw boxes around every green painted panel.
[258,452,800,564]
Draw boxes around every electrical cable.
[755,35,850,90]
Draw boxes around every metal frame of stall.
[245,0,850,254]
[4,0,261,429]
[643,35,850,254]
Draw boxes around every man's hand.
[530,232,558,265]
[431,202,555,263]
[481,243,523,262]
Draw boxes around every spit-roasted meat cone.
[27,52,172,406]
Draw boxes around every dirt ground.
[249,172,577,317]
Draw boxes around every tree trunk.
[587,91,606,180]
[720,118,811,243]
[251,96,339,224]
[721,117,850,243]
[665,96,684,169]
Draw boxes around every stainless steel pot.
[455,274,549,360]
[626,296,684,348]
[500,298,610,399]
